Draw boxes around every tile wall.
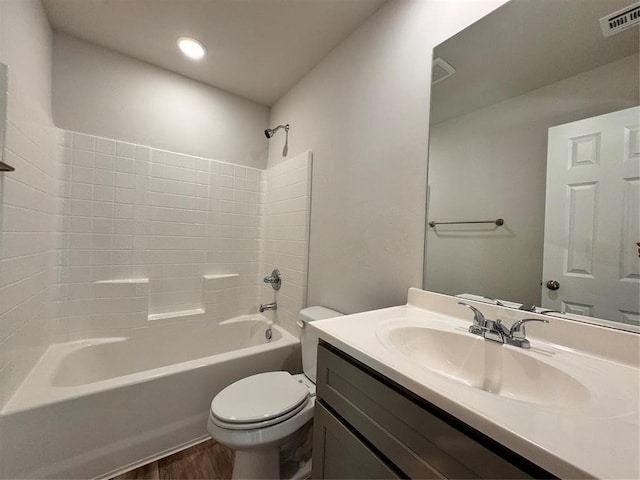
[0,79,58,406]
[261,151,312,333]
[55,130,311,340]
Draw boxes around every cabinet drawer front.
[317,342,536,479]
[312,402,401,479]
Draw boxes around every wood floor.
[111,439,234,480]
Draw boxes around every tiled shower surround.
[0,81,58,407]
[262,153,312,333]
[55,130,311,340]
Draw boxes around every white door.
[542,106,640,326]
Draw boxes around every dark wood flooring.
[112,439,234,480]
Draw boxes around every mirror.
[424,0,639,330]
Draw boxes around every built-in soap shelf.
[147,309,205,322]
[203,274,239,280]
[94,274,240,322]
[95,279,149,284]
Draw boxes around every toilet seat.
[211,396,309,430]
[210,372,310,430]
[207,396,316,450]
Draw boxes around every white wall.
[267,0,508,314]
[0,0,57,407]
[52,33,270,169]
[426,54,639,306]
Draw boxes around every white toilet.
[207,306,343,479]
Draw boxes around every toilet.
[207,306,343,479]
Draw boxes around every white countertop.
[309,289,640,479]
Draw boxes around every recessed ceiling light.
[177,36,206,60]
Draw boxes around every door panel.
[542,107,640,326]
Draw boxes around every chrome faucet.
[259,302,277,312]
[458,302,548,349]
[482,296,505,306]
[518,303,537,312]
[458,302,508,343]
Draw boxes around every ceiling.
[42,0,386,106]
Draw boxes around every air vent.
[432,58,456,85]
[600,2,640,38]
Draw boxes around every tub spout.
[259,302,277,312]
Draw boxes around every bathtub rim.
[2,315,299,415]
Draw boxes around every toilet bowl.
[207,306,342,479]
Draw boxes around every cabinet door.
[312,402,401,479]
[316,342,547,479]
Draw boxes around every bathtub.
[0,315,299,479]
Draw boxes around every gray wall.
[52,33,270,168]
[267,0,508,314]
[0,0,53,120]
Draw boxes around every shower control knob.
[263,269,281,290]
[546,280,560,290]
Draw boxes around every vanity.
[309,288,640,479]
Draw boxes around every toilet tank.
[299,306,343,383]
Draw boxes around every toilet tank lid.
[299,306,343,324]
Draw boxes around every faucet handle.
[263,269,281,290]
[458,302,486,333]
[509,318,549,339]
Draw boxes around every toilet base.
[231,450,312,480]
[232,447,280,479]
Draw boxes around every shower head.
[264,124,289,139]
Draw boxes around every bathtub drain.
[265,328,273,341]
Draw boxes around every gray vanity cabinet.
[312,342,553,479]
[312,402,401,479]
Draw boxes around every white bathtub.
[0,315,299,479]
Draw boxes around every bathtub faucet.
[259,302,277,312]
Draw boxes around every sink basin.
[377,323,591,407]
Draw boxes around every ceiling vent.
[432,58,456,85]
[599,2,640,38]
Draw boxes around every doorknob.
[546,280,560,290]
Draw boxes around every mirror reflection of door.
[542,107,640,326]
